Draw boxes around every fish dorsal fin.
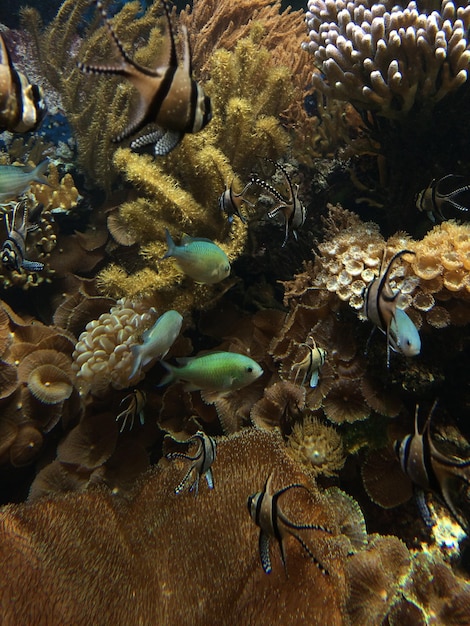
[180,234,214,245]
[161,0,178,69]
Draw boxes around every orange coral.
[0,429,350,625]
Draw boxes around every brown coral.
[0,429,351,625]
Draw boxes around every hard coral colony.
[0,0,470,624]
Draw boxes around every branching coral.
[304,0,470,118]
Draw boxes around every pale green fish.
[0,159,50,203]
[160,351,263,392]
[162,228,230,284]
[129,310,183,380]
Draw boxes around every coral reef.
[0,430,352,625]
[0,299,82,468]
[302,204,470,331]
[71,297,157,396]
[304,0,470,117]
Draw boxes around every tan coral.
[71,298,157,396]
[287,414,345,478]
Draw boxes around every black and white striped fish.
[1,201,44,272]
[0,33,47,133]
[292,336,326,388]
[363,249,420,367]
[247,473,331,575]
[79,0,212,156]
[416,175,470,222]
[394,402,470,533]
[219,181,254,224]
[250,160,306,247]
[165,431,217,496]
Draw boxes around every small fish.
[1,201,44,272]
[363,249,420,367]
[416,175,470,222]
[0,160,49,204]
[250,160,306,246]
[292,337,326,388]
[79,0,211,156]
[247,473,331,574]
[165,431,217,495]
[394,402,470,533]
[160,351,263,392]
[162,228,230,284]
[219,181,254,224]
[0,33,47,133]
[128,310,183,381]
[116,389,147,432]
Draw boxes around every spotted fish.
[165,431,217,495]
[0,33,47,133]
[394,402,470,533]
[363,249,421,367]
[1,200,44,272]
[79,0,211,156]
[247,472,331,574]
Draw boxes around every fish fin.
[290,532,329,575]
[309,370,319,388]
[128,345,142,381]
[259,531,272,574]
[22,259,44,272]
[439,479,469,533]
[32,159,50,186]
[158,361,176,387]
[180,234,214,245]
[174,467,193,494]
[205,467,214,489]
[114,97,151,143]
[130,127,182,156]
[161,228,176,260]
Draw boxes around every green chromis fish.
[0,159,49,204]
[160,351,263,392]
[162,228,230,284]
[128,310,183,380]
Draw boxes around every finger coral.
[304,0,470,118]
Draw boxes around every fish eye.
[246,366,253,373]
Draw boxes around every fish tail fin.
[32,159,50,186]
[161,228,175,260]
[158,361,176,387]
[128,345,142,381]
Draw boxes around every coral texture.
[304,0,470,117]
[71,298,157,395]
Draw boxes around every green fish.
[0,159,50,203]
[160,351,263,392]
[162,228,230,284]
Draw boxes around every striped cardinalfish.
[219,180,254,224]
[165,431,217,496]
[0,33,47,133]
[416,175,470,222]
[247,472,331,575]
[250,160,306,247]
[362,249,420,367]
[394,402,470,533]
[1,201,44,272]
[292,337,326,388]
[78,0,211,156]
[116,389,147,432]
